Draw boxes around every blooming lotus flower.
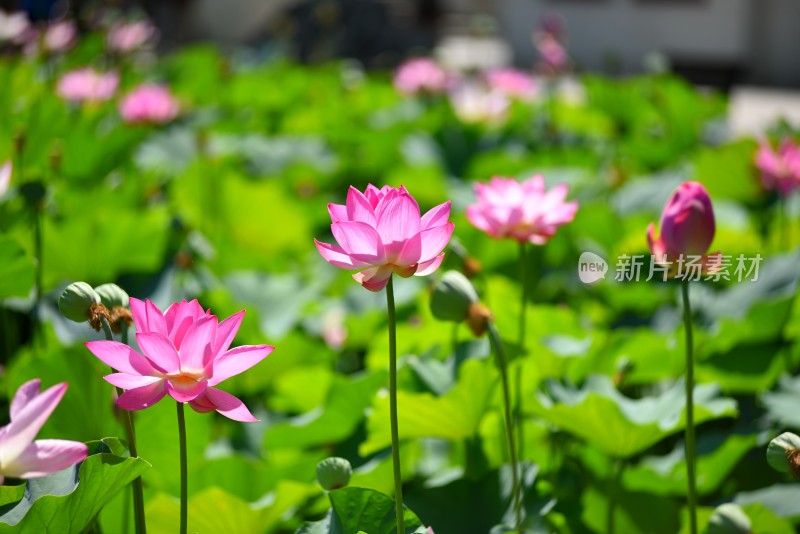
[393,58,449,96]
[119,84,179,125]
[0,161,10,199]
[485,68,536,101]
[449,83,510,126]
[0,10,29,42]
[647,182,720,271]
[466,175,578,244]
[107,20,157,52]
[315,185,454,292]
[42,20,76,53]
[755,139,800,196]
[84,298,274,422]
[0,379,88,485]
[57,68,118,103]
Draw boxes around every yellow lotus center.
[167,372,202,389]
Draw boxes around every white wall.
[497,0,754,76]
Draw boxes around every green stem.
[32,202,42,343]
[517,242,528,462]
[488,323,523,534]
[681,281,697,534]
[607,459,626,534]
[101,319,147,534]
[177,402,188,534]
[386,277,405,534]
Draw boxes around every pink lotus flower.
[0,161,10,199]
[647,182,720,271]
[43,20,76,53]
[449,84,510,126]
[0,10,29,42]
[393,58,450,96]
[119,84,179,125]
[0,379,88,484]
[107,20,157,53]
[466,175,578,244]
[56,68,118,103]
[315,185,454,292]
[485,68,536,101]
[755,138,800,196]
[84,298,274,422]
[535,33,568,73]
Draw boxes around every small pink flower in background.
[315,185,454,292]
[536,33,568,72]
[43,20,77,53]
[321,308,347,349]
[0,379,88,484]
[467,175,578,244]
[393,58,450,96]
[107,20,157,53]
[755,138,800,196]
[57,68,119,103]
[485,68,536,101]
[0,161,11,199]
[449,84,510,126]
[647,182,720,271]
[0,10,29,42]
[84,298,274,422]
[119,84,179,125]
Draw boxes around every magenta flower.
[42,20,76,53]
[84,298,274,422]
[393,58,450,96]
[119,84,180,125]
[467,175,578,244]
[107,20,157,53]
[56,68,118,103]
[534,33,568,73]
[755,138,800,196]
[315,185,454,292]
[647,182,720,271]
[485,68,536,101]
[0,161,10,199]
[0,379,88,484]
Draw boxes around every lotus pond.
[1,19,800,534]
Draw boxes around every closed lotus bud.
[766,432,800,478]
[94,283,130,309]
[430,271,479,323]
[706,503,751,534]
[647,182,716,259]
[316,457,352,491]
[58,282,101,322]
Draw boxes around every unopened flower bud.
[94,283,130,309]
[58,282,101,322]
[767,432,800,478]
[316,457,352,491]
[430,271,479,323]
[706,503,751,534]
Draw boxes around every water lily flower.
[467,175,578,244]
[0,379,88,485]
[393,58,450,96]
[485,68,536,101]
[755,138,800,196]
[315,184,454,292]
[119,84,179,125]
[0,161,10,199]
[107,20,157,53]
[56,68,118,103]
[84,298,274,422]
[647,181,720,271]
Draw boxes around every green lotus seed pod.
[94,283,130,309]
[706,503,751,534]
[430,270,479,323]
[767,432,800,477]
[58,282,101,322]
[316,457,352,491]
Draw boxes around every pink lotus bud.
[647,182,721,275]
[107,20,157,53]
[119,84,179,125]
[0,161,10,199]
[393,58,450,96]
[57,68,118,103]
[43,20,77,53]
[755,138,800,196]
